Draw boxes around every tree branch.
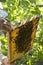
[0,19,13,32]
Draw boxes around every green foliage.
[2,0,41,23]
[0,35,8,56]
[0,0,43,65]
[0,0,6,2]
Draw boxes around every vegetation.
[0,0,43,65]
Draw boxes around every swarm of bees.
[0,14,41,63]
